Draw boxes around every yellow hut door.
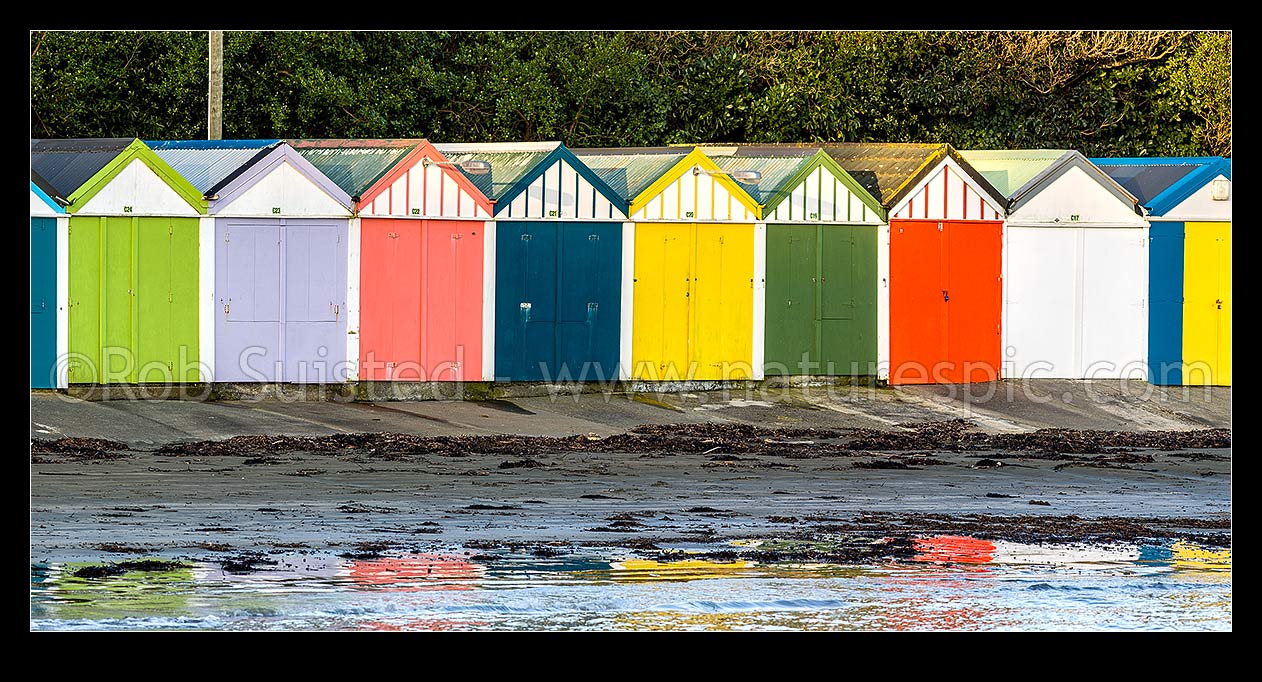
[692,224,754,380]
[1183,222,1231,385]
[633,223,692,380]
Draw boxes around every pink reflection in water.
[347,554,485,592]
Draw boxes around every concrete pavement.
[30,379,1231,447]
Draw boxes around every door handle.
[1216,299,1223,309]
[520,301,532,323]
[942,290,949,302]
[223,303,230,316]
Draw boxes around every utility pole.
[208,30,223,140]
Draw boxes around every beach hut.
[152,139,353,383]
[32,139,207,385]
[435,142,628,383]
[292,139,494,383]
[30,171,68,389]
[706,146,886,377]
[961,150,1148,380]
[1091,157,1231,386]
[822,144,1008,385]
[578,146,765,382]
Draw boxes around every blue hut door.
[557,223,621,382]
[31,217,57,388]
[1148,222,1184,385]
[496,222,557,381]
[496,221,622,381]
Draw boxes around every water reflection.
[346,554,485,591]
[609,558,758,582]
[32,561,195,620]
[29,539,1232,631]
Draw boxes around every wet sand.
[31,422,1231,566]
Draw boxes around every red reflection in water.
[871,564,1007,631]
[348,554,485,592]
[912,536,996,564]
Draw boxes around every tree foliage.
[30,30,1231,156]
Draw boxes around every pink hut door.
[359,219,423,380]
[422,221,483,382]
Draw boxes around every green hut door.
[764,224,876,376]
[68,216,199,384]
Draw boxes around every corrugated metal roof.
[30,170,64,204]
[1089,161,1201,206]
[1090,157,1230,216]
[434,142,561,202]
[691,142,1006,213]
[710,154,813,206]
[572,147,690,202]
[958,150,1067,197]
[693,142,941,206]
[146,140,280,193]
[31,138,133,198]
[816,143,944,206]
[289,139,423,199]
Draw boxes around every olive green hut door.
[67,216,200,383]
[764,224,877,375]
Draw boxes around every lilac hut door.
[217,219,283,381]
[283,220,347,383]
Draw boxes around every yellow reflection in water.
[610,558,757,582]
[1171,541,1232,571]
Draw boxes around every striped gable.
[357,140,493,219]
[630,148,762,221]
[889,157,1005,221]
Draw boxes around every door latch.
[333,303,340,319]
[942,290,950,302]
[1216,299,1223,309]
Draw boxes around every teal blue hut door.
[495,221,621,381]
[31,217,57,388]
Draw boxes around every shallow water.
[30,540,1231,631]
